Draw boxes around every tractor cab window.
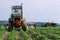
[12,9,21,17]
[12,9,21,14]
[12,6,22,14]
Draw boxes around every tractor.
[8,4,27,31]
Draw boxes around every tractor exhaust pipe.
[21,3,23,19]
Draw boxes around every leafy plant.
[20,30,32,40]
[7,30,16,40]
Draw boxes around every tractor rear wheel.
[22,24,26,31]
[8,25,13,31]
[8,18,13,31]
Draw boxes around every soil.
[15,31,24,40]
[0,32,10,40]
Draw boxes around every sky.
[0,0,60,23]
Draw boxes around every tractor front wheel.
[8,25,13,31]
[22,24,26,31]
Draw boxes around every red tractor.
[8,4,27,31]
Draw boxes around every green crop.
[20,30,32,40]
[7,30,16,40]
[0,26,6,37]
[29,29,48,40]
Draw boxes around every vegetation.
[20,29,32,40]
[29,29,48,40]
[0,25,6,37]
[0,26,60,40]
[7,30,16,40]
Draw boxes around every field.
[0,26,60,40]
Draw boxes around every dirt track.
[0,32,10,40]
[15,31,24,40]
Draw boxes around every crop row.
[7,30,16,40]
[36,27,60,40]
[29,29,48,40]
[20,29,32,40]
[0,26,6,37]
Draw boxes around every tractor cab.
[11,4,23,21]
[12,6,22,15]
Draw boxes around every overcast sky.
[0,0,60,23]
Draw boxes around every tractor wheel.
[8,18,13,31]
[8,25,13,31]
[22,24,26,31]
